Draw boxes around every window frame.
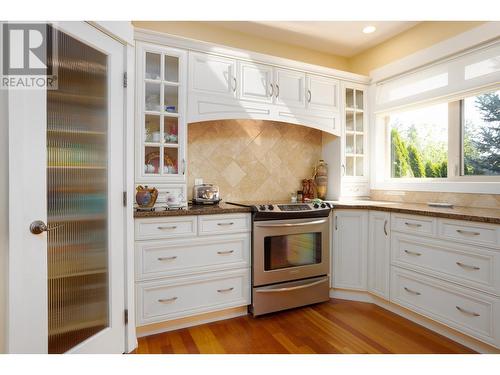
[372,86,500,194]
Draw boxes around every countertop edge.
[331,204,500,225]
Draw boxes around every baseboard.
[330,288,500,354]
[136,306,249,338]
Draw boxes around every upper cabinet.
[306,74,339,112]
[238,61,274,104]
[341,82,369,197]
[136,42,187,183]
[274,68,307,108]
[187,51,343,135]
[189,52,237,98]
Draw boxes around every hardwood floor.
[136,299,476,354]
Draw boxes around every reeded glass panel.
[264,233,322,271]
[47,26,109,354]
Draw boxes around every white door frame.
[7,21,127,354]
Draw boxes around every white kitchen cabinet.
[136,42,187,184]
[238,61,274,104]
[135,213,251,328]
[332,210,368,290]
[368,211,391,300]
[274,68,307,108]
[306,74,339,112]
[189,52,237,98]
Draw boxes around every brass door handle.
[30,220,63,234]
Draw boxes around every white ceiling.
[206,21,420,57]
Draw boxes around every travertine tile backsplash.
[371,190,500,209]
[187,120,322,201]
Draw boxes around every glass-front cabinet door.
[137,42,187,183]
[341,83,369,197]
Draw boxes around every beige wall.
[133,21,485,76]
[349,21,485,75]
[0,89,8,353]
[132,21,350,71]
[187,120,322,202]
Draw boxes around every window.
[378,87,500,184]
[462,90,500,176]
[386,103,449,178]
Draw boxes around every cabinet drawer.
[391,213,437,236]
[136,269,250,324]
[136,234,250,280]
[198,214,251,236]
[391,267,500,347]
[392,233,500,295]
[438,219,500,249]
[135,216,197,240]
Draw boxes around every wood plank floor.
[136,299,476,354]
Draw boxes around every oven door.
[253,216,330,286]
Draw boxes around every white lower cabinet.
[137,268,250,324]
[391,267,500,347]
[368,211,391,300]
[332,210,368,290]
[135,213,251,326]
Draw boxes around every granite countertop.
[328,200,500,225]
[134,199,500,224]
[133,202,252,218]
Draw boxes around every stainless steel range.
[228,202,332,316]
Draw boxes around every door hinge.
[123,72,128,88]
[123,191,127,207]
[124,309,129,325]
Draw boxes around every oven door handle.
[254,219,327,228]
[254,277,329,293]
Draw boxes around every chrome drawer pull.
[404,222,422,228]
[404,250,422,256]
[158,297,178,303]
[217,250,234,255]
[217,222,234,226]
[404,287,421,296]
[456,229,480,236]
[456,306,480,317]
[217,287,234,293]
[157,225,177,230]
[158,256,177,261]
[456,262,480,270]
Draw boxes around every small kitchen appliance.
[192,184,221,205]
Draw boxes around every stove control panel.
[254,202,331,212]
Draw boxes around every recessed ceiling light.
[363,25,376,34]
